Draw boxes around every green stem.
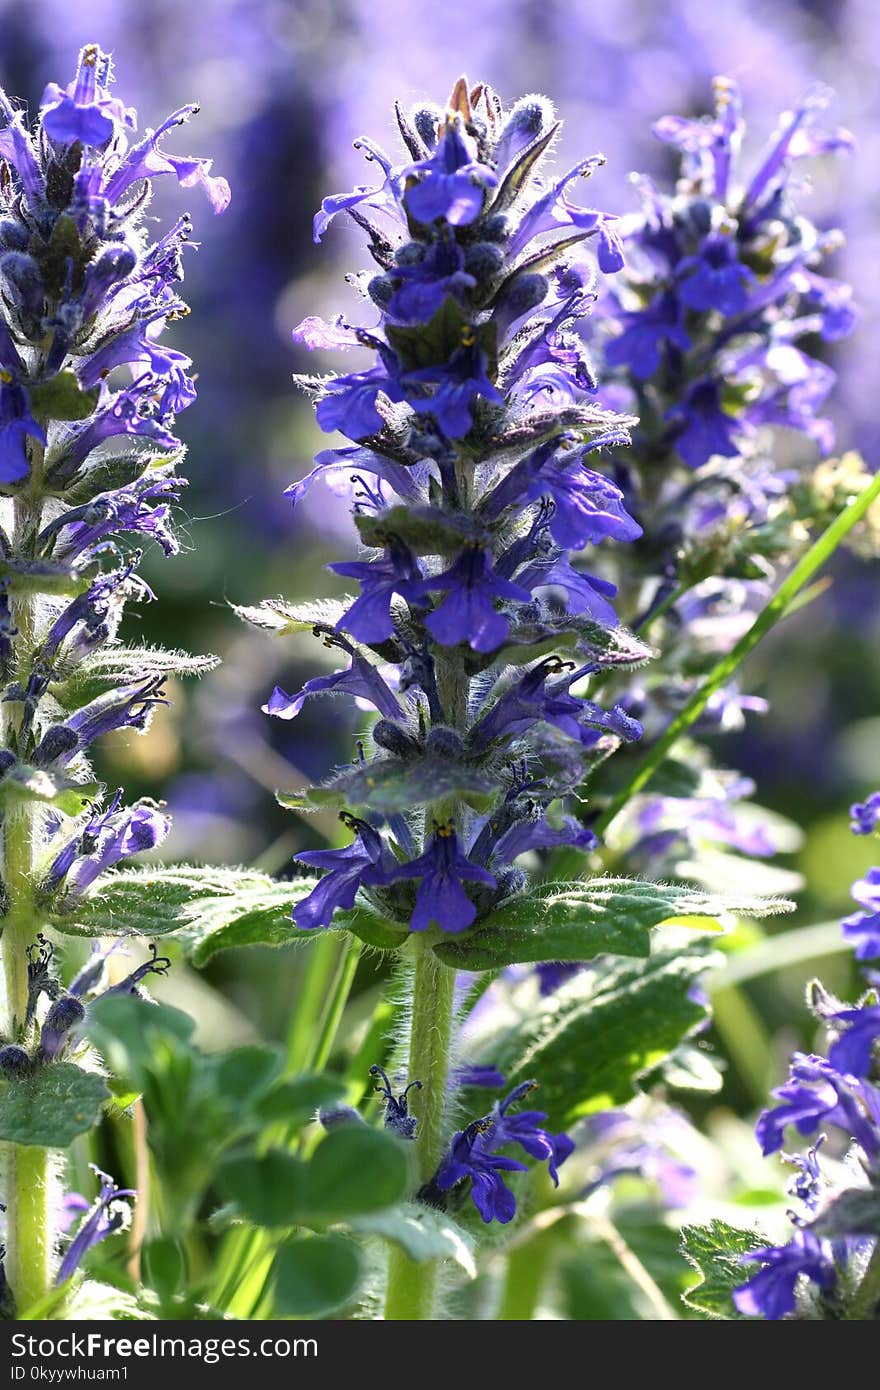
[2,700,53,1312]
[310,938,361,1073]
[498,1234,553,1320]
[593,470,880,840]
[384,935,457,1321]
[285,934,340,1073]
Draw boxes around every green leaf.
[0,1064,109,1147]
[387,297,496,375]
[477,612,654,674]
[141,1239,187,1300]
[348,1204,476,1278]
[255,1073,348,1127]
[231,595,348,635]
[271,1234,363,1317]
[312,750,498,815]
[30,371,100,421]
[47,864,402,953]
[0,763,98,814]
[680,1221,761,1319]
[305,1126,410,1221]
[87,995,196,1089]
[355,505,483,556]
[488,945,722,1129]
[434,877,785,971]
[0,558,83,596]
[219,1127,410,1228]
[214,1045,284,1107]
[218,1151,309,1227]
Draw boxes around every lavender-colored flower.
[390,824,496,935]
[417,546,529,653]
[841,869,880,961]
[851,794,880,838]
[433,1119,527,1224]
[56,1166,135,1287]
[732,1229,837,1320]
[403,120,497,228]
[292,815,398,931]
[755,1052,880,1160]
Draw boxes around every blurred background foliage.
[6,0,880,1307]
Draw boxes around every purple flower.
[313,138,402,243]
[604,292,691,380]
[262,649,404,723]
[389,824,496,935]
[404,121,496,228]
[417,546,529,653]
[828,1005,880,1080]
[484,437,641,549]
[331,539,423,644]
[315,365,407,442]
[37,994,86,1062]
[676,234,755,316]
[666,379,742,469]
[293,815,396,931]
[0,376,45,483]
[850,793,880,837]
[369,1064,422,1140]
[46,792,169,898]
[387,234,476,323]
[516,553,619,627]
[56,1167,135,1287]
[733,1229,837,1320]
[40,44,132,148]
[403,330,504,438]
[842,868,880,961]
[755,1053,880,1159]
[583,1106,700,1207]
[434,1119,527,1224]
[471,657,642,752]
[490,1082,574,1185]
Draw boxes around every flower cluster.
[267,78,651,939]
[574,79,858,896]
[0,44,225,1015]
[733,799,880,1320]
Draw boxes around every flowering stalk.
[264,76,653,1318]
[0,45,226,1314]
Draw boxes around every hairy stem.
[384,934,457,1321]
[2,521,54,1310]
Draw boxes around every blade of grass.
[592,471,880,841]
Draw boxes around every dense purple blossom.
[733,1229,837,1320]
[841,869,880,961]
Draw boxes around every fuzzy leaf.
[434,877,786,971]
[29,370,100,421]
[473,613,654,673]
[812,1188,880,1239]
[489,122,561,212]
[355,505,483,556]
[47,865,403,953]
[680,1221,761,1319]
[487,944,722,1129]
[0,558,83,596]
[271,1234,363,1318]
[0,1064,109,1147]
[77,647,219,688]
[231,596,348,635]
[347,1204,476,1277]
[313,752,498,815]
[0,763,98,815]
